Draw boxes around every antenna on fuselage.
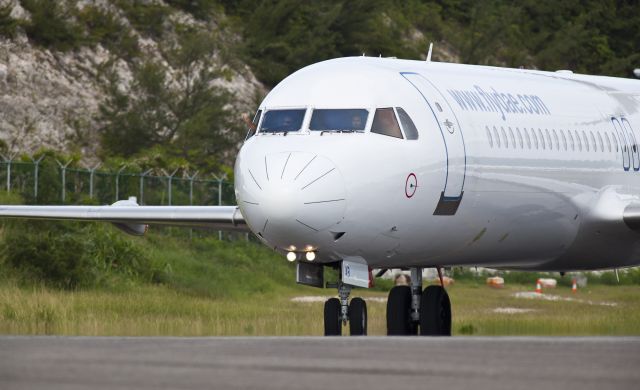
[426,42,433,63]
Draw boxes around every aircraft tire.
[420,285,452,336]
[324,298,342,336]
[349,297,367,336]
[386,285,413,335]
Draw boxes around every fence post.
[30,155,45,201]
[1,153,15,193]
[86,163,101,200]
[165,168,179,206]
[55,159,72,204]
[185,170,199,206]
[213,173,227,240]
[115,165,127,202]
[139,169,153,205]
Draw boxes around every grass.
[0,219,638,336]
[1,280,639,336]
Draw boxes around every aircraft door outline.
[612,117,630,171]
[400,72,467,215]
[621,118,639,171]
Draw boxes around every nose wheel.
[323,282,367,336]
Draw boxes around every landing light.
[305,251,316,261]
[286,251,297,262]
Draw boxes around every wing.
[0,198,248,235]
[624,204,640,231]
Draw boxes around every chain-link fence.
[0,157,235,207]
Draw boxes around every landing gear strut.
[386,267,451,336]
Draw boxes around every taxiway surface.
[1,336,639,390]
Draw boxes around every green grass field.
[0,220,639,336]
[1,281,639,336]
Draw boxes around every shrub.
[20,0,83,51]
[0,3,18,38]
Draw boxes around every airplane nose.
[235,151,346,250]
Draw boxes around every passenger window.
[524,128,531,149]
[604,132,612,152]
[486,126,493,148]
[538,128,545,150]
[493,126,501,148]
[260,109,306,133]
[371,108,403,139]
[515,127,524,149]
[596,132,604,152]
[396,108,419,140]
[545,129,553,150]
[531,128,539,149]
[575,130,582,151]
[245,109,262,140]
[508,127,516,148]
[582,131,589,152]
[552,129,559,150]
[501,127,509,148]
[560,130,567,151]
[568,130,575,151]
[612,132,619,152]
[309,109,368,132]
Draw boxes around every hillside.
[0,0,638,171]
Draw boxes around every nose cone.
[235,151,346,250]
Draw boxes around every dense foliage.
[221,0,640,86]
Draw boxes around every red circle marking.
[405,173,417,198]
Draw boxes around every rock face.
[0,1,265,160]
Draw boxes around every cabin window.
[508,127,516,148]
[501,127,509,148]
[515,127,524,149]
[260,109,306,133]
[531,128,539,149]
[309,109,368,132]
[537,128,545,150]
[396,108,419,140]
[486,126,493,147]
[582,131,589,152]
[612,132,619,152]
[604,132,612,152]
[552,129,559,150]
[560,130,567,151]
[493,126,501,148]
[568,130,575,151]
[371,108,403,139]
[575,130,582,151]
[596,132,604,152]
[524,128,531,149]
[245,109,262,140]
[545,129,552,150]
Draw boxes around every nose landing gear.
[324,282,368,336]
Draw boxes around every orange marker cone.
[535,279,542,294]
[571,279,577,293]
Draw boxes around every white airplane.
[1,57,639,336]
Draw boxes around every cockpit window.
[245,109,262,140]
[260,109,305,133]
[309,109,368,132]
[371,108,403,139]
[396,107,419,140]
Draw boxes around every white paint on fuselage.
[235,57,640,271]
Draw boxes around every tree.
[99,27,241,172]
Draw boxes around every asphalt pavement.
[1,336,639,390]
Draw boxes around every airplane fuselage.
[235,57,640,271]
